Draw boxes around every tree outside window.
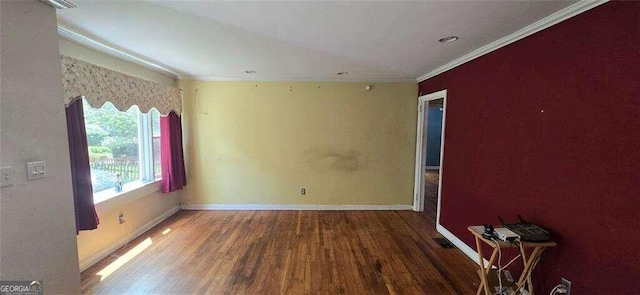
[83,99,160,194]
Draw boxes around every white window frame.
[138,112,155,183]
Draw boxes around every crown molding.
[181,76,417,83]
[57,26,180,79]
[41,0,76,9]
[416,0,608,82]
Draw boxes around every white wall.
[0,1,82,294]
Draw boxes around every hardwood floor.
[81,210,479,294]
[423,169,440,221]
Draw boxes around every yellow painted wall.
[180,81,418,206]
[76,188,178,268]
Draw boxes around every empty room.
[0,0,638,294]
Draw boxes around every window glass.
[150,109,162,180]
[83,99,159,195]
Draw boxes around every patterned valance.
[60,55,181,115]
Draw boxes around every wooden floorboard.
[81,210,479,294]
[423,169,440,222]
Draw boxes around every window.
[83,99,161,197]
[151,109,161,180]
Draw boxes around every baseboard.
[436,224,491,268]
[79,205,180,272]
[180,204,413,211]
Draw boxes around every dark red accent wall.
[418,2,639,294]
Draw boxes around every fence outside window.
[90,156,139,183]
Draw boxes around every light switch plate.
[26,161,46,180]
[1,166,15,187]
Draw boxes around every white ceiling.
[57,0,576,82]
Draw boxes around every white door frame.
[413,89,447,227]
[412,91,492,266]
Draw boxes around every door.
[413,90,447,227]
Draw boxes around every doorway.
[413,90,447,226]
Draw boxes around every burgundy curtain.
[65,98,99,233]
[160,111,186,193]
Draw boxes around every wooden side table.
[468,226,556,295]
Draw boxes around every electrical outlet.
[561,278,571,295]
[301,188,306,195]
[118,213,125,224]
